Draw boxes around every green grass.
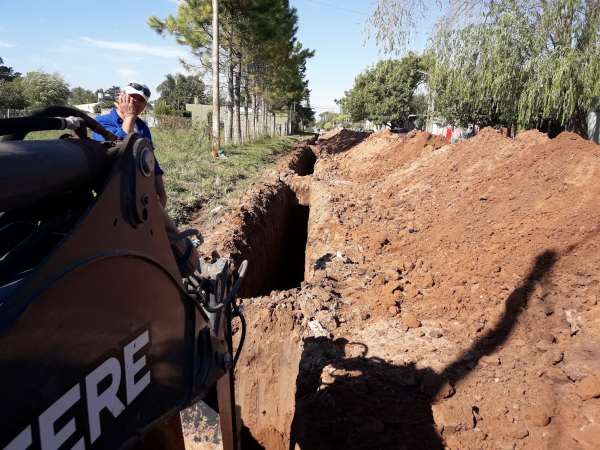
[152,128,298,224]
[14,128,298,224]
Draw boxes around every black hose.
[1,106,116,141]
[0,117,75,137]
[187,261,248,312]
[233,309,246,367]
[195,260,248,313]
[168,228,199,244]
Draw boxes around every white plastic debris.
[308,320,327,338]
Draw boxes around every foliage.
[367,0,600,134]
[21,70,70,109]
[69,86,96,105]
[155,115,194,129]
[148,0,314,143]
[316,112,339,128]
[0,57,21,82]
[93,100,115,114]
[339,52,427,127]
[0,79,27,109]
[323,122,332,130]
[153,100,176,116]
[364,0,487,55]
[103,86,121,102]
[156,73,208,110]
[296,97,315,128]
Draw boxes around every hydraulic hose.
[192,260,248,313]
[232,301,246,367]
[0,116,82,137]
[1,106,117,141]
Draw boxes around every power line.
[304,0,367,16]
[302,0,434,30]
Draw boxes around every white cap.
[123,80,151,102]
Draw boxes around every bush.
[155,115,193,129]
[93,100,114,114]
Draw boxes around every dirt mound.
[515,129,550,145]
[318,128,353,140]
[190,128,600,450]
[331,129,448,179]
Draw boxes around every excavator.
[0,107,246,450]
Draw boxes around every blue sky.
[0,0,432,117]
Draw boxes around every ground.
[183,128,600,450]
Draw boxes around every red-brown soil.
[187,128,600,450]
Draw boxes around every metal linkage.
[186,259,248,367]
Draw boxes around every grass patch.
[151,127,298,224]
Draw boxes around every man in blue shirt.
[92,81,167,207]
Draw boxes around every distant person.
[92,81,167,207]
[451,126,460,143]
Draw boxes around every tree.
[103,86,121,102]
[367,0,600,135]
[69,86,96,105]
[93,100,116,114]
[21,70,70,109]
[316,111,339,128]
[364,0,487,55]
[156,73,208,110]
[339,52,427,128]
[0,79,27,109]
[0,57,21,82]
[148,0,313,143]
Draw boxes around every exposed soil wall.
[188,129,600,450]
[196,139,318,298]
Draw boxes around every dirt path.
[186,128,600,450]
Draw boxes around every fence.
[0,109,31,119]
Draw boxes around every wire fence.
[0,109,31,119]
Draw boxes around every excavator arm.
[0,109,244,450]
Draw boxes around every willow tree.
[366,0,600,136]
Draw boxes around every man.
[92,81,167,207]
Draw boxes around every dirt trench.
[186,129,600,450]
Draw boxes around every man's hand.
[115,92,137,134]
[116,92,137,118]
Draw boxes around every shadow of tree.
[288,250,558,450]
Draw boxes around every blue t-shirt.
[92,109,164,175]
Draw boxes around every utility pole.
[212,0,220,152]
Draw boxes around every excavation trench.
[231,144,317,449]
[232,144,316,299]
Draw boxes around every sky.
[0,0,433,118]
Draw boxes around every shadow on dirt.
[287,249,558,450]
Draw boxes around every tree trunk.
[252,92,257,140]
[244,70,249,143]
[262,98,267,134]
[234,54,242,145]
[226,38,234,144]
[211,0,219,151]
[565,104,588,138]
